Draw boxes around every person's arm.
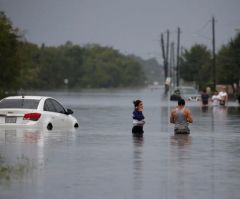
[170,110,176,123]
[184,109,193,123]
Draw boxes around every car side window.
[44,99,56,112]
[50,99,66,114]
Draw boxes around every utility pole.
[176,27,180,87]
[160,33,167,79]
[160,30,170,94]
[166,29,170,78]
[161,31,170,80]
[212,16,216,90]
[169,42,175,84]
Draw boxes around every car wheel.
[74,123,79,128]
[47,123,53,130]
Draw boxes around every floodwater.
[1,88,240,199]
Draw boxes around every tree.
[217,33,240,85]
[0,13,146,91]
[180,44,211,88]
[80,44,145,88]
[0,12,20,96]
[17,41,41,89]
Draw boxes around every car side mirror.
[66,108,73,115]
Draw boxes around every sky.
[1,0,240,61]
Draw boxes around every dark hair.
[133,99,142,107]
[178,98,185,106]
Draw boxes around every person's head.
[178,98,185,107]
[133,99,143,111]
[221,86,226,91]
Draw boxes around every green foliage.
[180,44,211,84]
[180,44,212,88]
[0,12,20,96]
[0,154,33,183]
[15,42,146,90]
[80,44,145,88]
[3,10,240,91]
[17,41,41,89]
[180,35,240,89]
[216,33,240,85]
[0,12,147,91]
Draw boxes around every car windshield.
[0,99,40,109]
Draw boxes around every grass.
[0,154,34,183]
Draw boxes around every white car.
[0,96,79,130]
[181,87,201,102]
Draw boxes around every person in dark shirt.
[132,99,145,134]
[201,89,209,106]
[236,88,240,106]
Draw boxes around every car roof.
[2,96,49,100]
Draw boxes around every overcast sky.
[1,0,240,61]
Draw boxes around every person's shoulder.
[184,108,191,113]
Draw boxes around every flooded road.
[1,88,240,199]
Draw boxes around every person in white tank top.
[211,91,220,106]
[218,86,228,106]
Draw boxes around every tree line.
[1,12,159,97]
[17,42,146,89]
[1,10,239,96]
[179,34,240,91]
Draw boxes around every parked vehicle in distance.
[0,96,79,130]
[181,87,201,101]
[170,87,200,102]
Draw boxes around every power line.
[192,19,212,41]
[196,19,211,33]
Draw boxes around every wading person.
[218,86,228,106]
[132,99,145,135]
[170,98,193,134]
[211,91,220,106]
[201,89,209,106]
[237,90,240,106]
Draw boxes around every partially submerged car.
[181,87,201,101]
[170,87,200,101]
[0,96,79,130]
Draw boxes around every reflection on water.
[0,127,77,182]
[1,89,240,199]
[170,134,192,147]
[0,127,76,145]
[0,142,35,185]
[169,134,193,199]
[201,105,209,112]
[1,129,43,144]
[132,134,144,192]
